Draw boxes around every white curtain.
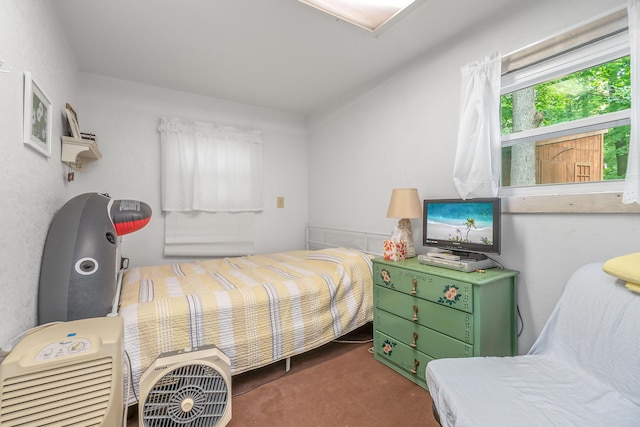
[624,0,640,204]
[452,52,502,200]
[159,117,263,212]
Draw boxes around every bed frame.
[114,226,388,396]
[306,225,387,256]
[112,225,388,316]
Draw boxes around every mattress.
[118,247,374,402]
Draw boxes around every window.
[159,118,263,256]
[500,8,630,193]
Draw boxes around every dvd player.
[417,254,497,272]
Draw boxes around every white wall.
[308,0,639,354]
[73,74,309,268]
[0,1,78,346]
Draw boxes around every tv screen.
[423,197,501,256]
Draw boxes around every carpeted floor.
[128,323,438,426]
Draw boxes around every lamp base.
[397,218,416,258]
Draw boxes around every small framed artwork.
[65,103,81,139]
[23,71,52,157]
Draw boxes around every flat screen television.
[422,197,501,258]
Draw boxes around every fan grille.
[142,363,229,427]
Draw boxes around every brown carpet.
[128,324,438,426]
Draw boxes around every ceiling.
[51,0,518,115]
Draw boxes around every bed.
[118,239,380,403]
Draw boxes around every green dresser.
[372,257,519,390]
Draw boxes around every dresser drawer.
[374,263,473,313]
[372,258,519,390]
[375,308,473,359]
[375,285,473,344]
[374,330,433,386]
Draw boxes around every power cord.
[487,256,505,270]
[517,305,524,337]
[233,337,374,397]
[124,349,138,402]
[332,337,375,355]
[122,349,139,425]
[332,338,373,344]
[232,369,289,398]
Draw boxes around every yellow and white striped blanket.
[118,248,373,401]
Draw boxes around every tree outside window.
[501,56,631,187]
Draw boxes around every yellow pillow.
[602,252,640,284]
[626,282,640,294]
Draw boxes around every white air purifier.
[0,316,124,426]
[139,345,232,427]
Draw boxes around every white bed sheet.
[427,353,640,427]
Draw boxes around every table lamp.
[386,188,422,258]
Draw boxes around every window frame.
[498,6,631,201]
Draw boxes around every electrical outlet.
[277,196,285,208]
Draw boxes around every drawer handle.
[412,305,418,322]
[410,332,419,348]
[410,358,420,375]
[411,278,418,294]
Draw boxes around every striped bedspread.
[118,248,373,401]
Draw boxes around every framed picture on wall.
[23,71,52,157]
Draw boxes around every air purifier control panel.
[35,338,92,361]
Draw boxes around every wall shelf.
[61,136,101,169]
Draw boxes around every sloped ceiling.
[52,0,518,115]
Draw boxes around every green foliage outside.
[501,56,631,180]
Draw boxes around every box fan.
[0,316,124,426]
[139,345,232,427]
